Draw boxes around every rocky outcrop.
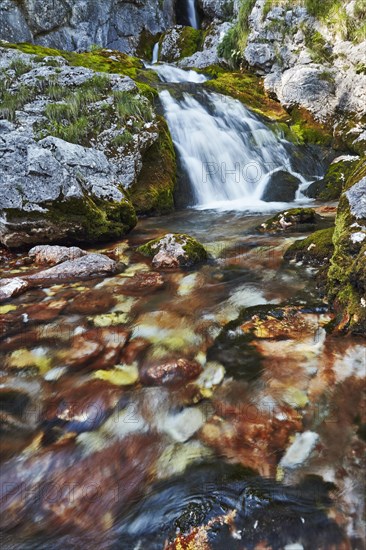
[0,46,175,247]
[241,1,366,125]
[219,0,366,148]
[258,208,324,233]
[0,0,175,55]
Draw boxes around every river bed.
[0,207,365,549]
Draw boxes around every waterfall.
[151,42,159,64]
[147,64,321,211]
[187,0,199,29]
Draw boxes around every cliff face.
[0,0,175,54]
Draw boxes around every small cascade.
[151,42,159,64]
[176,0,200,29]
[159,86,315,210]
[187,0,199,29]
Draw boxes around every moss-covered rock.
[258,208,322,233]
[284,227,335,266]
[305,156,360,200]
[204,68,289,121]
[327,158,366,335]
[130,116,176,216]
[138,233,207,268]
[2,194,137,248]
[159,26,205,63]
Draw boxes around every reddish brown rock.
[28,245,87,266]
[86,327,130,369]
[140,358,202,387]
[25,300,67,322]
[119,271,164,295]
[120,337,150,364]
[0,434,159,535]
[57,333,104,369]
[66,288,117,315]
[200,381,302,477]
[43,379,122,432]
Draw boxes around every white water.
[151,42,159,64]
[147,63,208,84]
[187,0,199,29]
[159,89,312,211]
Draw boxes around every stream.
[0,61,365,549]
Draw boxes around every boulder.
[138,233,207,269]
[26,253,120,282]
[29,245,87,265]
[304,156,360,200]
[261,170,301,202]
[258,208,322,233]
[0,277,29,302]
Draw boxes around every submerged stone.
[140,357,202,386]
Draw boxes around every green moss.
[217,0,256,66]
[130,116,176,215]
[287,107,333,146]
[158,27,205,62]
[258,207,320,233]
[204,69,289,121]
[327,158,366,334]
[5,192,137,246]
[305,158,359,200]
[138,233,207,264]
[1,42,155,87]
[284,227,335,265]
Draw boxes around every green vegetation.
[204,68,289,121]
[217,0,256,66]
[138,233,207,264]
[0,84,35,121]
[130,116,176,215]
[327,158,366,334]
[284,227,335,265]
[303,28,332,64]
[9,57,32,77]
[305,158,359,201]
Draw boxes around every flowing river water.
[0,61,365,549]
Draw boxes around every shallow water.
[0,207,365,549]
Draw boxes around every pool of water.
[0,209,365,549]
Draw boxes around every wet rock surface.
[26,253,120,282]
[138,233,208,268]
[0,277,29,302]
[29,245,87,265]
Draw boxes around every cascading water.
[153,65,321,211]
[186,0,199,29]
